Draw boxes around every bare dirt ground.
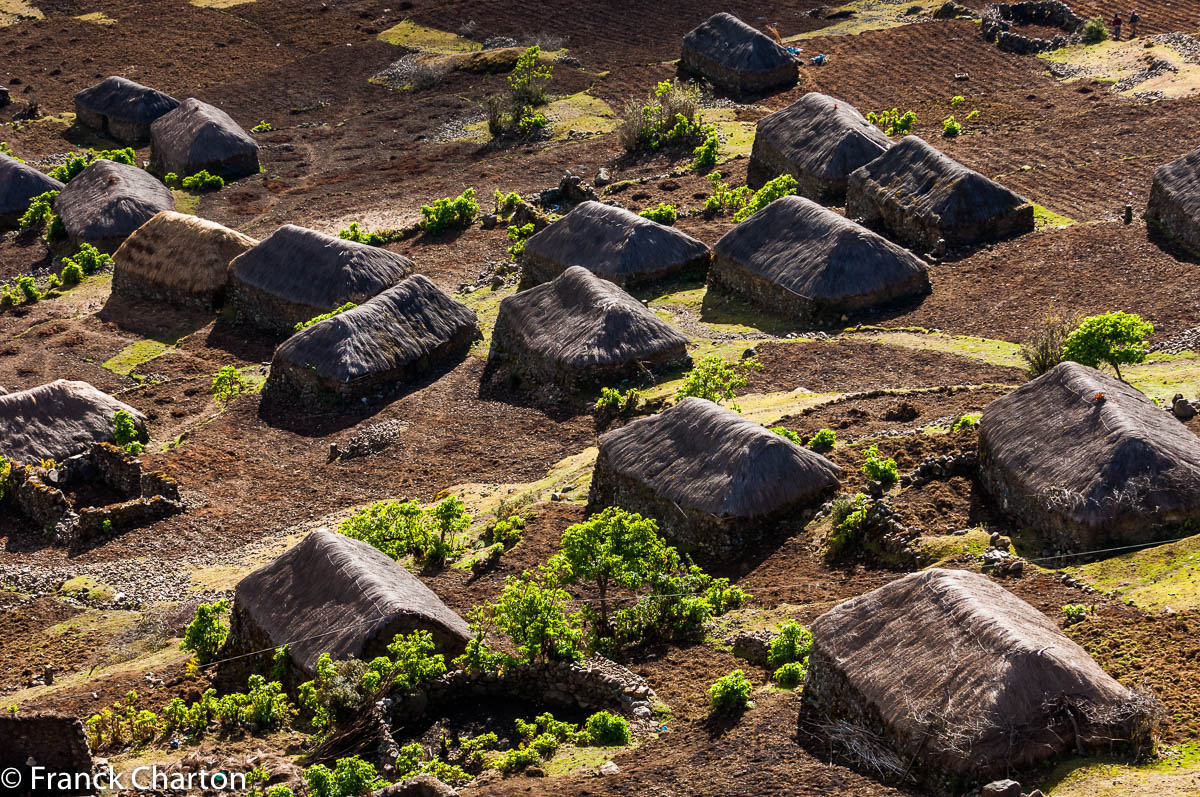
[3,1,1200,795]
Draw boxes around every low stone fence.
[981,2,1086,54]
[0,712,94,796]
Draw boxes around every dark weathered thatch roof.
[748,93,891,195]
[597,397,841,518]
[230,528,471,675]
[711,195,929,316]
[522,201,710,286]
[53,160,174,249]
[0,379,148,464]
[111,211,257,306]
[150,98,260,179]
[682,12,794,75]
[492,265,689,375]
[805,568,1149,782]
[846,136,1032,249]
[1147,145,1200,254]
[271,274,479,384]
[73,76,179,125]
[230,224,413,309]
[979,362,1200,543]
[0,153,64,224]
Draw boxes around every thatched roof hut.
[978,361,1200,552]
[522,201,711,288]
[489,266,690,391]
[803,568,1157,791]
[709,196,929,322]
[746,93,892,199]
[220,527,471,680]
[73,76,179,144]
[150,98,261,181]
[0,380,148,464]
[111,211,257,310]
[589,397,840,560]
[0,153,64,227]
[680,12,798,96]
[53,160,174,253]
[264,275,479,407]
[1146,145,1200,255]
[846,136,1034,252]
[228,224,413,336]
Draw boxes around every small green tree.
[211,365,248,405]
[181,599,231,665]
[674,354,762,412]
[551,507,674,639]
[489,574,583,664]
[112,410,143,455]
[1061,311,1154,380]
[304,756,385,797]
[508,45,553,106]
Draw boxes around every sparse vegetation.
[704,170,752,215]
[420,187,479,233]
[861,444,899,486]
[618,80,719,167]
[866,108,916,136]
[942,115,962,137]
[486,46,554,139]
[675,354,762,412]
[211,365,250,405]
[295,302,357,332]
[808,428,837,451]
[769,426,802,444]
[506,222,535,258]
[1061,311,1153,380]
[731,174,799,223]
[337,222,406,246]
[251,120,274,132]
[708,670,752,714]
[0,141,23,162]
[48,147,135,183]
[1062,603,1094,625]
[638,202,678,224]
[1021,308,1082,377]
[595,386,641,415]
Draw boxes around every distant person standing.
[1112,12,1123,40]
[1129,8,1140,37]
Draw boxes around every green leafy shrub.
[1062,603,1093,625]
[112,410,143,455]
[337,495,471,567]
[965,109,980,121]
[732,174,799,223]
[827,493,868,557]
[866,108,916,136]
[507,222,535,259]
[487,514,525,548]
[1061,311,1153,380]
[951,414,979,432]
[708,670,752,714]
[18,190,57,232]
[337,222,405,246]
[251,120,274,133]
[692,125,721,168]
[942,115,962,137]
[773,661,805,687]
[61,243,112,276]
[304,756,385,797]
[48,147,135,183]
[211,365,249,405]
[638,202,678,224]
[767,621,813,669]
[494,190,522,214]
[84,690,161,750]
[509,45,554,106]
[515,105,548,135]
[769,426,802,444]
[594,386,641,415]
[180,599,230,665]
[295,302,357,332]
[181,170,224,191]
[361,629,447,694]
[950,95,965,106]
[1082,17,1109,44]
[420,188,479,234]
[585,710,631,745]
[674,354,762,412]
[617,80,715,159]
[704,170,752,215]
[0,141,23,162]
[0,456,10,501]
[808,428,837,451]
[861,444,898,486]
[488,574,583,663]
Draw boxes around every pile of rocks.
[981,1,1086,54]
[901,449,979,487]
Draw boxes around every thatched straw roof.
[680,12,798,95]
[1146,144,1200,255]
[747,93,892,198]
[489,266,690,389]
[0,379,148,464]
[978,361,1200,550]
[522,201,711,287]
[710,196,929,321]
[846,135,1033,251]
[54,160,174,252]
[111,211,257,309]
[73,76,179,143]
[0,153,63,226]
[804,568,1153,786]
[266,274,479,405]
[596,397,841,518]
[150,98,260,180]
[231,224,413,310]
[226,528,471,676]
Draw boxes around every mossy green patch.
[543,744,632,776]
[190,0,256,7]
[704,107,756,162]
[848,329,1026,370]
[457,282,515,351]
[378,20,480,52]
[1033,203,1077,229]
[102,339,173,377]
[1122,352,1200,407]
[1066,532,1200,611]
[172,189,200,216]
[1040,39,1200,98]
[46,609,140,637]
[784,0,942,40]
[1038,744,1200,796]
[546,92,617,141]
[913,528,992,565]
[59,576,116,603]
[446,446,599,521]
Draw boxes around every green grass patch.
[1066,532,1200,611]
[171,189,200,216]
[848,329,1026,370]
[913,529,993,566]
[58,576,116,603]
[543,745,632,776]
[1122,352,1200,407]
[102,339,173,377]
[1032,203,1077,229]
[378,20,480,52]
[784,0,941,40]
[1039,744,1200,796]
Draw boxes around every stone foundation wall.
[111,267,224,311]
[227,280,327,338]
[679,46,798,97]
[7,466,76,540]
[520,251,711,290]
[746,136,844,200]
[981,2,1085,54]
[0,712,94,796]
[1146,180,1200,257]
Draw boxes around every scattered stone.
[731,630,772,664]
[1172,395,1196,420]
[373,774,460,797]
[981,779,1022,797]
[595,167,612,187]
[598,761,620,776]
